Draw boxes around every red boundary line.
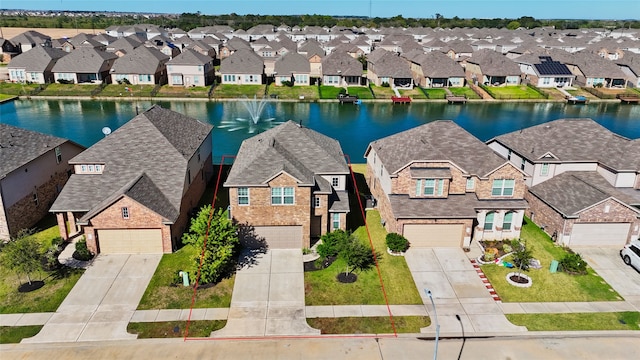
[183,156,398,340]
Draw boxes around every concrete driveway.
[22,254,161,343]
[577,247,640,309]
[405,248,526,334]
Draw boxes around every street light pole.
[425,289,440,360]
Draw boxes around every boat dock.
[617,94,639,104]
[446,95,467,104]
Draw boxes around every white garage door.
[403,224,463,247]
[247,226,303,249]
[97,229,164,254]
[570,223,630,247]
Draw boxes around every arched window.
[503,212,514,231]
[484,212,495,231]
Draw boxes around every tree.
[182,205,240,284]
[511,240,533,280]
[1,231,42,285]
[339,237,376,276]
[507,21,521,30]
[316,229,349,258]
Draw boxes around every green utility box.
[550,260,559,273]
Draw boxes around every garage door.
[569,223,630,247]
[403,224,463,247]
[247,226,303,249]
[97,229,164,254]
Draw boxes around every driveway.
[22,254,161,343]
[577,247,640,310]
[405,248,526,334]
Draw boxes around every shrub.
[483,248,497,262]
[559,252,587,275]
[502,244,513,254]
[117,78,131,85]
[381,82,390,87]
[386,233,409,253]
[340,237,378,275]
[317,230,349,258]
[74,237,93,261]
[57,79,74,84]
[338,87,347,95]
[281,80,294,87]
[42,245,61,271]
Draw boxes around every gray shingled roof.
[368,50,413,78]
[7,45,67,71]
[390,193,528,219]
[414,51,465,77]
[51,47,118,73]
[409,167,452,179]
[9,30,50,46]
[110,46,169,74]
[366,120,508,177]
[0,124,82,177]
[467,49,521,76]
[220,48,264,74]
[274,52,310,74]
[167,48,212,65]
[489,118,640,171]
[50,105,212,223]
[528,172,640,216]
[107,37,142,53]
[321,50,362,76]
[225,121,349,187]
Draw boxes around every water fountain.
[218,95,282,133]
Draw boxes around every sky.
[1,0,638,20]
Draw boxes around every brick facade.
[475,164,526,200]
[397,218,473,247]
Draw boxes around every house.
[515,55,575,88]
[51,48,118,84]
[616,52,640,88]
[110,46,170,85]
[218,37,252,59]
[366,49,414,88]
[0,124,85,240]
[166,49,215,87]
[273,52,311,86]
[106,37,143,54]
[7,45,67,84]
[0,38,19,62]
[321,50,363,87]
[224,121,350,249]
[487,119,640,247]
[365,120,528,249]
[406,51,466,88]
[219,49,264,85]
[464,49,521,86]
[563,51,627,88]
[9,31,51,53]
[50,105,213,254]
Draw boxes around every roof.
[467,49,521,76]
[274,52,310,74]
[110,46,169,74]
[413,51,465,77]
[321,50,362,76]
[50,105,212,223]
[409,167,452,179]
[366,120,508,177]
[369,50,413,78]
[389,193,528,219]
[533,57,573,76]
[528,172,640,216]
[167,48,212,66]
[220,49,264,74]
[0,124,81,177]
[489,118,640,171]
[225,121,349,187]
[51,47,117,73]
[7,45,67,71]
[9,30,50,46]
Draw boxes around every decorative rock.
[506,272,532,288]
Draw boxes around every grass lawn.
[0,82,42,95]
[155,86,210,98]
[369,85,395,99]
[481,217,621,302]
[268,85,319,100]
[319,86,345,99]
[0,93,17,101]
[566,88,599,99]
[449,87,481,99]
[422,88,447,99]
[38,83,101,96]
[483,86,546,99]
[98,84,155,97]
[307,316,430,334]
[127,320,226,338]
[137,244,235,310]
[1,220,84,314]
[347,86,374,99]
[399,88,426,99]
[507,312,640,331]
[305,210,422,305]
[212,84,266,98]
[0,326,43,344]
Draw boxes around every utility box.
[550,260,559,273]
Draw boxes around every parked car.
[620,241,640,271]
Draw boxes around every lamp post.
[425,289,440,360]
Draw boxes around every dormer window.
[416,179,444,196]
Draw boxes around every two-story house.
[219,49,264,85]
[109,45,170,85]
[224,121,350,249]
[50,105,213,254]
[7,45,67,84]
[166,49,215,87]
[365,120,528,249]
[487,119,640,247]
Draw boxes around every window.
[172,75,183,85]
[507,150,512,161]
[223,74,236,82]
[238,187,249,205]
[33,192,39,206]
[81,165,87,172]
[122,207,129,219]
[55,146,62,164]
[484,212,495,231]
[416,179,444,196]
[492,179,515,196]
[314,196,321,208]
[503,212,513,230]
[29,72,38,81]
[88,165,94,172]
[332,177,339,187]
[194,76,199,84]
[139,74,152,82]
[271,187,294,205]
[332,213,340,230]
[520,158,526,171]
[540,163,549,176]
[466,177,475,190]
[95,164,102,172]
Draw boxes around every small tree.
[511,240,533,280]
[182,205,240,284]
[1,232,42,285]
[340,238,376,276]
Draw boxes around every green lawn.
[267,85,319,100]
[399,88,426,99]
[155,86,211,98]
[98,84,155,97]
[482,85,546,99]
[137,244,235,310]
[422,88,447,99]
[347,86,374,99]
[307,316,430,334]
[0,326,43,344]
[212,84,266,98]
[305,210,422,305]
[507,312,640,331]
[318,86,345,99]
[127,320,226,338]
[0,82,42,95]
[481,218,621,302]
[449,87,481,99]
[0,93,17,101]
[37,83,97,96]
[369,85,395,99]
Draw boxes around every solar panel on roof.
[534,61,572,75]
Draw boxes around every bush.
[280,80,294,87]
[51,236,65,248]
[386,233,409,253]
[117,78,131,85]
[381,82,390,87]
[42,245,61,271]
[73,237,93,261]
[57,79,74,84]
[502,244,513,254]
[559,252,587,275]
[317,230,349,258]
[483,248,497,262]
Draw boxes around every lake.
[1,99,639,163]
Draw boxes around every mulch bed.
[72,251,94,261]
[18,280,45,293]
[336,273,357,283]
[304,256,336,272]
[509,274,530,284]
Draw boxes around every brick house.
[0,124,85,240]
[224,121,350,249]
[365,120,528,249]
[219,48,264,85]
[487,118,640,246]
[50,105,213,254]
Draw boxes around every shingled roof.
[274,52,310,74]
[110,46,169,74]
[7,45,67,71]
[366,120,508,177]
[220,48,264,74]
[51,47,117,73]
[50,105,212,223]
[321,50,362,76]
[467,49,520,76]
[224,121,349,187]
[167,48,212,66]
